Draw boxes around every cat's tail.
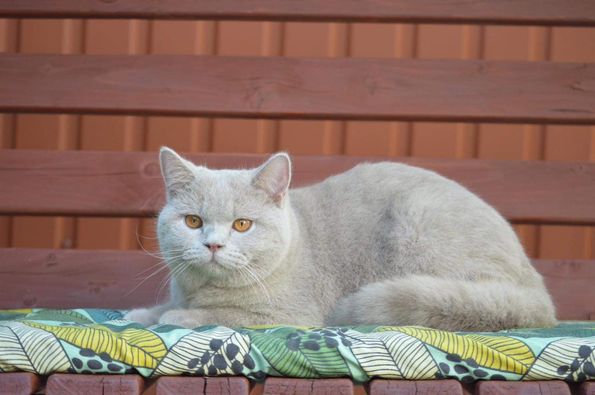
[330,275,557,331]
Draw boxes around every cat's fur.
[125,148,557,331]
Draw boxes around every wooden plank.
[1,149,595,225]
[0,54,594,125]
[0,247,593,319]
[369,379,463,394]
[0,0,594,26]
[476,381,570,395]
[539,260,595,320]
[0,248,169,309]
[263,378,353,394]
[579,382,595,395]
[152,377,250,394]
[46,374,144,395]
[0,373,40,395]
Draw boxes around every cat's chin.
[180,258,240,279]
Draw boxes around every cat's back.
[291,161,487,216]
[289,161,534,288]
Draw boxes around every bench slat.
[152,377,250,395]
[0,248,168,309]
[0,248,593,320]
[1,149,595,225]
[0,0,594,26]
[46,374,144,395]
[369,379,463,395]
[476,381,571,395]
[0,373,40,395]
[1,54,594,125]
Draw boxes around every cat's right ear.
[159,147,195,199]
[252,152,292,207]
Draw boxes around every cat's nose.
[204,243,224,253]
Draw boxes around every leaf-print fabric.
[0,309,594,383]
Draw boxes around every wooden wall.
[0,18,593,259]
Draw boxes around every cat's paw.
[159,309,204,329]
[124,308,161,326]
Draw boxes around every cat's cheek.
[159,309,204,329]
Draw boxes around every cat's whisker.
[142,248,188,260]
[137,233,160,240]
[134,223,162,257]
[133,260,172,281]
[241,265,272,306]
[156,262,191,304]
[133,252,189,278]
[137,247,183,261]
[154,267,177,305]
[134,259,171,278]
[237,267,266,305]
[126,261,177,297]
[237,266,258,294]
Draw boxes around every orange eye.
[184,215,203,229]
[232,219,253,232]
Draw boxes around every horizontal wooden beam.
[1,54,594,124]
[476,381,571,395]
[0,248,168,309]
[0,0,594,26]
[369,380,463,394]
[1,149,595,225]
[152,377,250,395]
[47,375,144,395]
[0,248,593,320]
[0,373,40,395]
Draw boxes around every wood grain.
[578,381,595,395]
[369,379,463,394]
[0,0,594,26]
[475,381,571,395]
[0,373,40,395]
[0,248,169,309]
[0,248,594,319]
[0,54,594,124]
[152,377,250,395]
[539,260,595,320]
[46,374,144,395]
[263,378,354,394]
[1,149,595,225]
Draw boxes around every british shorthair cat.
[125,148,556,331]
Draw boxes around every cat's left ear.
[252,152,292,206]
[159,147,195,199]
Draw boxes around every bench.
[0,1,594,394]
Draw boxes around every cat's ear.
[159,147,195,199]
[252,152,292,206]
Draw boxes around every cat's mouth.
[180,249,240,271]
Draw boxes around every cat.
[125,147,557,331]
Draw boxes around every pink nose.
[204,243,223,252]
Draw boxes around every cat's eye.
[184,215,203,229]
[232,219,253,232]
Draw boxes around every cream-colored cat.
[125,148,556,331]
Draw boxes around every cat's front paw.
[124,308,160,326]
[159,309,204,329]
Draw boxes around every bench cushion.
[0,309,593,383]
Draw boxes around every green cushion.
[0,309,593,382]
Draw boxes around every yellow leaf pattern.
[24,322,166,369]
[391,327,535,374]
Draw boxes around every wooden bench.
[0,1,594,394]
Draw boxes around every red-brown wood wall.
[0,18,594,259]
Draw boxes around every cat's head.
[156,147,293,286]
